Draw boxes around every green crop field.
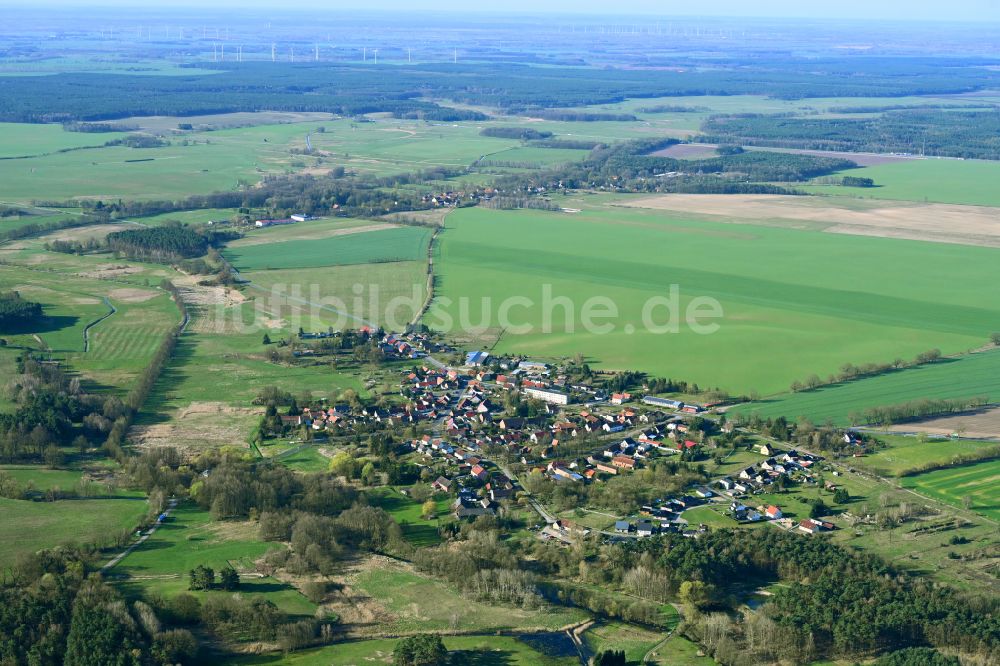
[0,496,147,566]
[226,635,578,666]
[242,260,428,331]
[901,459,1000,521]
[353,564,587,635]
[803,158,1000,207]
[429,202,999,394]
[731,349,1000,425]
[224,225,432,271]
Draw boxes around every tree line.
[700,109,1000,160]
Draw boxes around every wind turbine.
[271,43,276,62]
[372,49,378,65]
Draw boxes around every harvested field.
[650,143,721,159]
[45,223,139,242]
[888,405,1000,440]
[108,287,158,303]
[621,194,1000,246]
[78,263,145,279]
[129,401,262,452]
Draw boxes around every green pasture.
[224,225,432,271]
[278,446,330,473]
[0,496,146,566]
[228,217,379,247]
[854,435,1000,477]
[583,620,667,664]
[353,565,587,635]
[111,502,315,617]
[803,158,1000,207]
[485,145,592,165]
[682,505,740,528]
[0,122,129,158]
[366,486,452,546]
[901,459,1000,521]
[138,329,366,414]
[226,635,578,666]
[0,465,84,491]
[732,349,1000,424]
[131,208,241,226]
[429,203,999,394]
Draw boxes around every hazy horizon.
[1,0,999,23]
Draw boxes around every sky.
[5,1,1000,22]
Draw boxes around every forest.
[104,226,209,261]
[0,56,998,122]
[700,109,1000,160]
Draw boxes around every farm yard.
[430,201,1000,394]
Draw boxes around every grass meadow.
[110,502,315,617]
[429,202,999,394]
[366,486,452,547]
[0,496,147,566]
[731,349,1000,424]
[352,565,586,635]
[225,635,579,666]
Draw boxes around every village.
[262,329,854,546]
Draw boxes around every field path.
[100,497,177,573]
